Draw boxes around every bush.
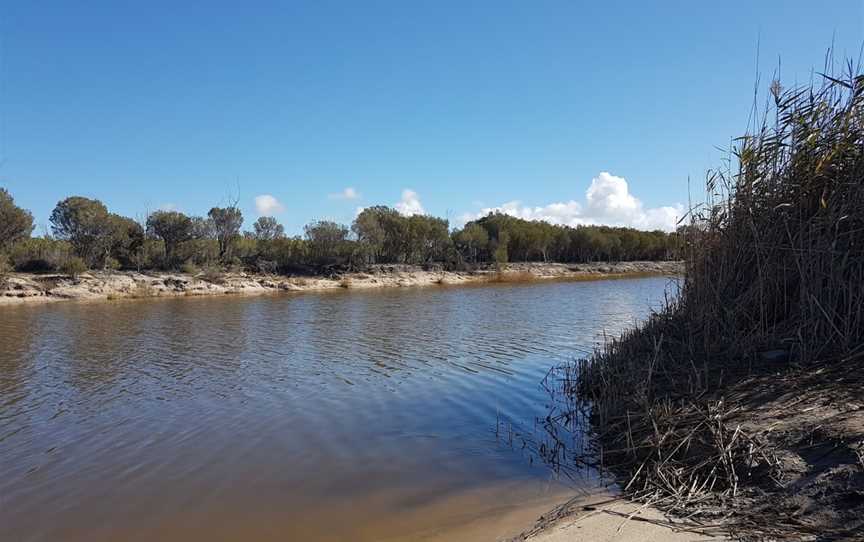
[255,259,278,275]
[9,238,73,272]
[0,188,35,251]
[0,254,11,286]
[136,239,166,270]
[177,239,219,267]
[60,256,88,279]
[180,261,200,275]
[232,236,258,262]
[266,237,308,272]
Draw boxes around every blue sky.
[1,1,862,234]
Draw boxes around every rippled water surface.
[1,278,672,541]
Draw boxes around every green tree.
[267,237,308,271]
[252,216,285,241]
[208,206,243,261]
[146,210,193,267]
[352,206,388,263]
[49,196,113,267]
[406,215,450,263]
[494,230,509,264]
[304,220,349,265]
[108,214,145,268]
[190,216,215,240]
[352,206,408,263]
[0,188,35,251]
[454,223,489,263]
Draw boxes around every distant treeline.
[0,190,681,275]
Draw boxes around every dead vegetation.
[544,64,864,540]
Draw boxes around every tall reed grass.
[564,61,863,536]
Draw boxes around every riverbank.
[0,260,681,305]
[536,72,864,540]
[559,314,864,541]
[392,489,725,542]
[513,492,724,542]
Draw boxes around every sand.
[514,493,725,542]
[0,261,682,305]
[380,489,726,542]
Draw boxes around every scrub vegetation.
[0,192,680,277]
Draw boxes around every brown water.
[0,277,673,541]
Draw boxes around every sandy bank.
[394,489,725,541]
[0,261,681,305]
[526,357,864,542]
[512,493,724,542]
[353,484,723,542]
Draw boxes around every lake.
[0,277,673,541]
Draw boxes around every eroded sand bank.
[0,261,682,305]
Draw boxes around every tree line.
[0,188,681,276]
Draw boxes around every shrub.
[266,237,308,272]
[60,256,88,279]
[177,239,219,267]
[9,238,73,272]
[180,261,200,275]
[0,188,35,251]
[0,254,11,286]
[134,239,165,270]
[225,257,244,273]
[256,259,278,275]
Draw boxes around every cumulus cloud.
[395,189,425,216]
[329,187,360,200]
[458,200,584,228]
[459,172,683,232]
[254,194,285,216]
[157,203,178,212]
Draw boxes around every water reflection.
[0,277,674,541]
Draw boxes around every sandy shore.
[386,488,725,542]
[510,492,725,542]
[0,261,681,305]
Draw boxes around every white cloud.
[585,172,639,220]
[395,189,425,216]
[458,200,585,228]
[458,172,683,231]
[254,194,285,216]
[157,203,177,212]
[329,187,360,200]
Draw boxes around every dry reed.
[554,63,864,539]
